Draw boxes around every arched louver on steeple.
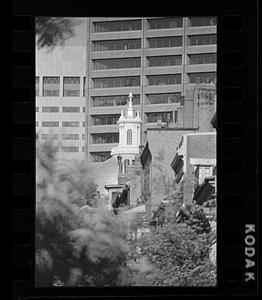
[127,129,132,145]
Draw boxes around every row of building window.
[92,95,140,107]
[40,133,86,140]
[93,115,120,126]
[147,93,182,104]
[92,17,216,33]
[36,93,182,113]
[148,17,183,29]
[93,76,140,88]
[92,54,215,70]
[94,19,142,32]
[38,133,120,144]
[91,93,182,107]
[38,121,85,127]
[91,111,178,125]
[146,111,175,123]
[147,74,182,85]
[36,77,81,97]
[36,96,182,121]
[92,133,119,144]
[189,53,216,64]
[148,55,182,67]
[93,73,216,88]
[189,34,216,46]
[148,36,182,48]
[91,34,216,52]
[37,110,182,128]
[93,57,141,70]
[36,106,84,113]
[92,39,141,51]
[36,71,216,96]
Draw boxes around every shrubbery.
[135,222,216,286]
[36,138,133,286]
[35,137,216,287]
[133,185,216,286]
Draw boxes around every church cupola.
[111,92,142,171]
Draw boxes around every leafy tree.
[135,175,216,286]
[177,203,211,234]
[35,17,82,50]
[136,223,216,286]
[36,138,133,286]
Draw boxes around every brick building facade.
[140,84,216,217]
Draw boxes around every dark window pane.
[148,17,183,29]
[93,39,141,51]
[92,133,119,144]
[189,53,216,64]
[43,77,60,97]
[190,17,217,27]
[42,121,59,127]
[148,55,182,67]
[147,93,181,104]
[63,77,80,97]
[92,95,140,107]
[188,72,216,84]
[189,34,217,46]
[93,76,140,88]
[42,106,59,112]
[148,36,182,48]
[93,57,141,70]
[94,20,141,32]
[146,112,173,123]
[93,114,120,125]
[147,74,181,85]
[62,107,80,112]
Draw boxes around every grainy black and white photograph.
[35,16,217,287]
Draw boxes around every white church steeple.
[111,92,142,171]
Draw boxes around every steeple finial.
[128,92,133,109]
[127,92,134,118]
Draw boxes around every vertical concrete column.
[38,76,42,97]
[85,18,91,163]
[140,18,146,145]
[182,17,187,97]
[59,75,63,97]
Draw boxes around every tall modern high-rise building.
[36,17,217,163]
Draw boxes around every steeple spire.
[127,92,134,117]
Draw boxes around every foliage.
[177,203,211,234]
[136,223,216,286]
[36,138,133,286]
[35,17,82,50]
[136,175,216,286]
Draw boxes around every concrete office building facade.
[36,17,216,163]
